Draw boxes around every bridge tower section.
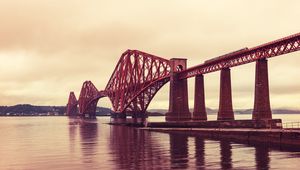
[166,58,192,121]
[78,81,100,119]
[252,58,272,120]
[218,68,234,120]
[66,91,78,117]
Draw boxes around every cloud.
[0,0,300,109]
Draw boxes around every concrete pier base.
[109,112,147,127]
[146,119,282,129]
[110,112,127,124]
[132,112,148,125]
[141,126,300,149]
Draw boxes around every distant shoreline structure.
[1,104,300,117]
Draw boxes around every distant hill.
[0,104,112,116]
[1,104,300,116]
[95,107,111,116]
[148,108,217,114]
[0,104,65,116]
[235,109,300,114]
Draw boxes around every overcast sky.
[0,0,300,110]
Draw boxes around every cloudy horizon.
[0,0,300,110]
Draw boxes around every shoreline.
[140,127,300,150]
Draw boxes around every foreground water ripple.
[1,116,300,169]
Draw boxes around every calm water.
[0,115,300,170]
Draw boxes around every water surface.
[0,115,300,169]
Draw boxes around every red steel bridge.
[66,32,300,121]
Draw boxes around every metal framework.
[66,32,300,119]
[105,50,170,114]
[178,32,300,79]
[66,92,78,116]
[78,81,106,118]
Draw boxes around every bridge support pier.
[80,103,97,119]
[110,112,127,123]
[166,58,191,121]
[193,74,207,120]
[253,58,272,120]
[218,68,234,120]
[132,112,148,124]
[82,113,96,119]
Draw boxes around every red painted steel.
[66,91,78,116]
[66,32,300,120]
[78,81,106,119]
[178,32,300,79]
[105,50,171,114]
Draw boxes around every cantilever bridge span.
[66,32,300,121]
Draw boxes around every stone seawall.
[146,119,282,129]
[141,128,300,148]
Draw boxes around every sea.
[0,114,300,170]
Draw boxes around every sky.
[0,0,300,110]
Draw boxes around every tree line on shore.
[1,104,299,116]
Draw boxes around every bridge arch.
[67,32,300,123]
[66,91,78,116]
[78,81,106,119]
[105,50,171,116]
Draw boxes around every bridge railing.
[283,121,300,129]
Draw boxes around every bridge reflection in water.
[68,121,300,169]
[79,123,98,165]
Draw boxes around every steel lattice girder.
[66,91,78,116]
[105,50,171,113]
[78,81,105,116]
[178,32,300,79]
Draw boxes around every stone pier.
[166,58,191,121]
[193,74,207,120]
[218,68,234,120]
[253,58,272,120]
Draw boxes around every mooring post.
[193,74,207,120]
[218,68,234,120]
[166,58,191,121]
[253,58,272,120]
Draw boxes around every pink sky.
[0,0,300,110]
